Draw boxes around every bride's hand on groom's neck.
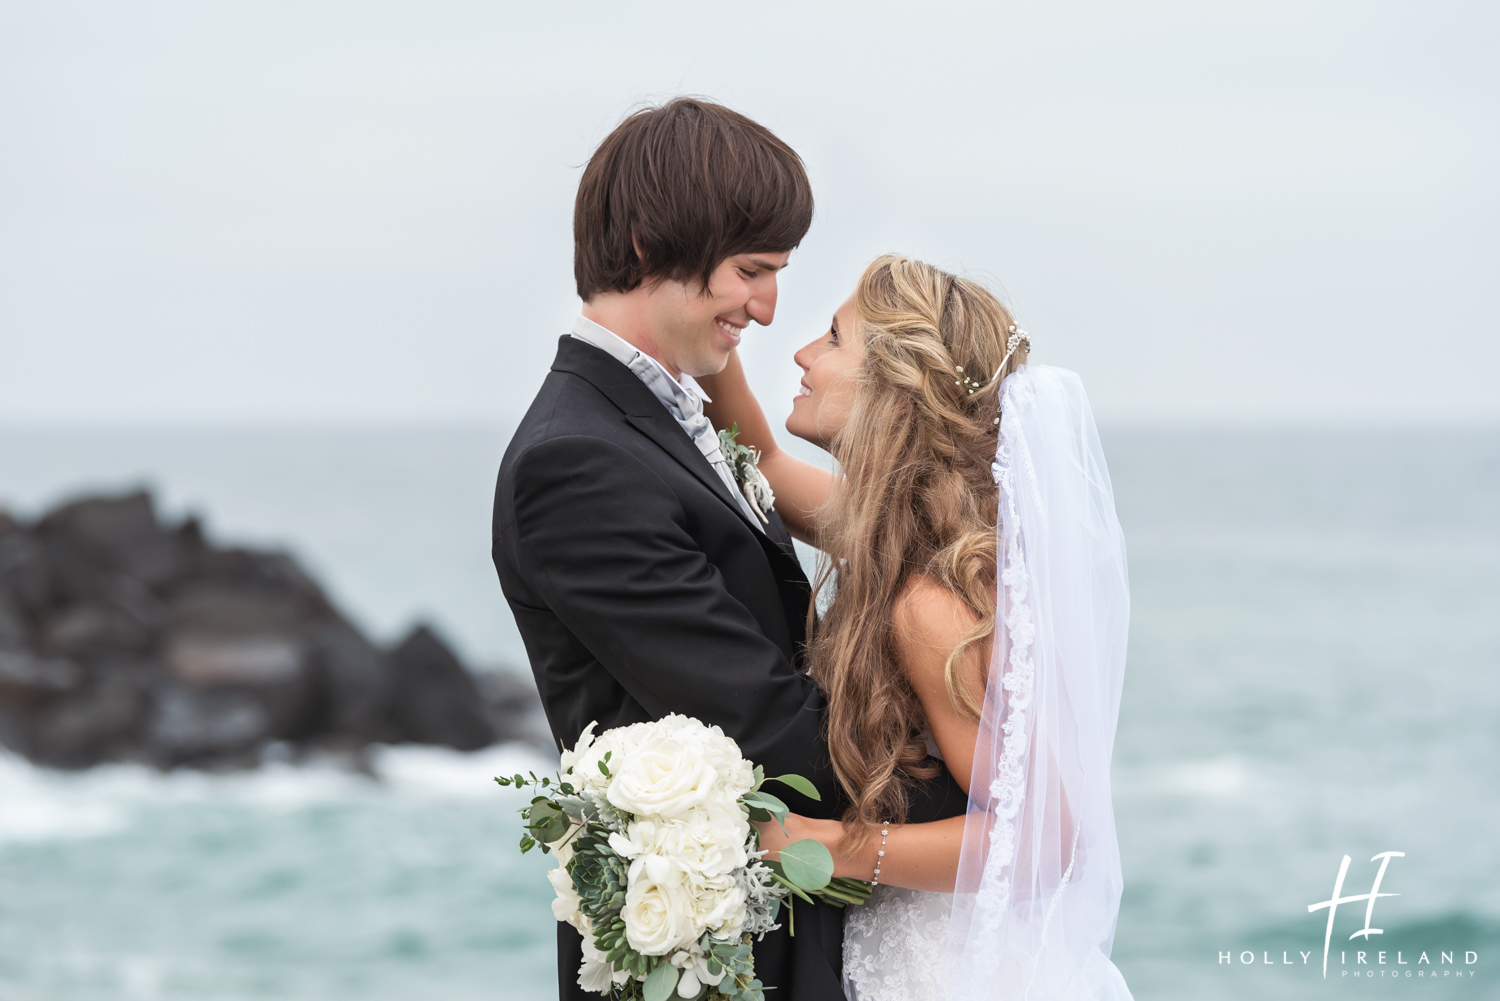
[700,351,835,544]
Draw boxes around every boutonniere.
[718,423,775,525]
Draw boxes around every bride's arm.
[697,350,833,544]
[759,813,970,894]
[758,581,986,893]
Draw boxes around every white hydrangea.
[606,806,749,878]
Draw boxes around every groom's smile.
[585,249,790,383]
[715,317,746,348]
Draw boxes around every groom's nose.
[744,274,779,327]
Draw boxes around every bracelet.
[872,827,889,886]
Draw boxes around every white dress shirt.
[570,315,764,531]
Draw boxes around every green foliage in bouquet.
[496,716,872,1001]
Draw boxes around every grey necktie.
[623,354,765,530]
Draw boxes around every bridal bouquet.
[496,713,868,1001]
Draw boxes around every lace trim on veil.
[984,371,1039,903]
[950,365,1134,1001]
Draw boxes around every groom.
[491,99,847,999]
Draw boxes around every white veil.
[946,364,1134,1000]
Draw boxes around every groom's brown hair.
[574,98,813,301]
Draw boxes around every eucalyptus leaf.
[642,960,679,1001]
[765,773,821,801]
[740,790,788,820]
[778,838,834,891]
[771,871,816,905]
[535,814,570,844]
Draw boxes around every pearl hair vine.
[952,323,1032,425]
[995,324,1031,381]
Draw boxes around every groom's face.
[643,251,790,380]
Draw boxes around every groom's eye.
[738,267,757,279]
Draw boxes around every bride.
[701,256,1134,1000]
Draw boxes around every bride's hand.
[753,814,818,858]
[754,814,860,875]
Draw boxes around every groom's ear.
[574,97,812,303]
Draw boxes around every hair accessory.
[992,324,1031,383]
[955,365,983,396]
[872,826,889,886]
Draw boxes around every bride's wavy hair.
[807,255,1027,836]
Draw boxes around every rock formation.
[0,491,542,769]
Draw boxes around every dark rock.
[44,600,156,659]
[306,621,394,742]
[29,669,148,768]
[0,488,540,770]
[0,650,84,692]
[0,704,22,754]
[388,625,495,751]
[0,529,52,615]
[163,587,307,684]
[165,631,304,686]
[38,491,184,596]
[0,591,28,650]
[0,650,86,758]
[183,548,333,619]
[147,686,270,765]
[473,669,548,745]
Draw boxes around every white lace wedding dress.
[842,734,953,1001]
[843,883,953,1000]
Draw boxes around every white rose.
[622,854,702,957]
[546,863,585,931]
[607,730,718,819]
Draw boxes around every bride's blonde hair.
[807,255,1027,835]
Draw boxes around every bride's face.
[786,295,864,448]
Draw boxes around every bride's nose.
[793,341,816,373]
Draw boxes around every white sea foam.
[0,742,556,846]
[372,742,555,799]
[1112,754,1271,802]
[0,751,131,844]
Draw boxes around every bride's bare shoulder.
[891,576,980,687]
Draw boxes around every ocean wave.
[0,742,556,846]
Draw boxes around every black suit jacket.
[493,336,968,1000]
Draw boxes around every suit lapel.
[551,335,813,664]
[625,413,762,533]
[553,337,786,543]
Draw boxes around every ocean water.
[1,426,1498,1000]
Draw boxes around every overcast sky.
[2,1,1496,427]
